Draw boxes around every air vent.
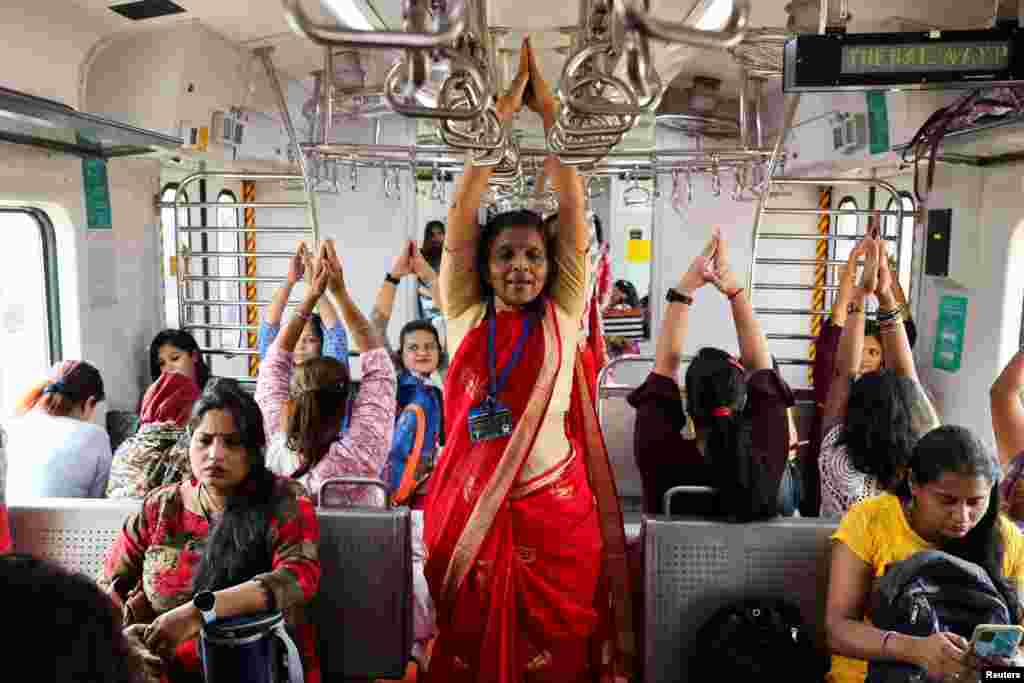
[109,0,185,21]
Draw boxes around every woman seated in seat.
[258,241,349,370]
[825,425,1024,683]
[819,236,938,518]
[149,329,212,394]
[628,229,796,518]
[106,370,201,499]
[806,213,917,516]
[255,240,396,506]
[604,279,642,361]
[6,361,111,499]
[989,348,1024,527]
[101,378,321,683]
[4,554,144,683]
[116,329,213,459]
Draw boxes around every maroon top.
[628,369,795,516]
[803,316,918,516]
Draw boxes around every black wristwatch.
[666,288,694,306]
[385,272,401,285]
[193,590,217,625]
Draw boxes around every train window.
[216,190,242,349]
[832,196,859,261]
[883,193,914,295]
[160,184,189,326]
[0,209,60,418]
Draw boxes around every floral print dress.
[100,477,321,683]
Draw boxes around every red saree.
[423,300,633,682]
[0,505,10,553]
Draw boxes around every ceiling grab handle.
[385,49,490,120]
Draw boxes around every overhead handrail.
[283,0,467,49]
[595,354,656,428]
[621,0,750,48]
[622,0,663,109]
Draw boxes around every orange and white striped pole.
[243,180,259,377]
[808,187,832,385]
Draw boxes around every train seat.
[641,516,837,683]
[9,495,413,680]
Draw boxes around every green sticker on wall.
[866,91,890,154]
[933,294,968,372]
[82,156,112,230]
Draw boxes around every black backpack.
[692,598,827,681]
[867,550,1013,683]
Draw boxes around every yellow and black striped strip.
[808,187,832,385]
[243,180,259,377]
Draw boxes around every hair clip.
[42,381,67,395]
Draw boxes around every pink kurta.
[255,339,396,507]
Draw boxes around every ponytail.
[285,357,350,474]
[16,361,105,418]
[706,411,756,520]
[685,348,757,520]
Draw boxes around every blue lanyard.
[487,300,536,402]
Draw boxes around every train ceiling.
[67,0,1002,108]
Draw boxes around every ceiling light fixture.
[694,0,734,31]
[322,0,375,31]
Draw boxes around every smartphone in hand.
[969,624,1024,660]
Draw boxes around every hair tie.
[42,381,67,395]
[712,407,732,417]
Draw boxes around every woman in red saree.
[423,40,632,682]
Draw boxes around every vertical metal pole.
[255,46,321,247]
[746,92,801,293]
[173,187,186,332]
[322,48,334,147]
[752,76,764,149]
[199,178,212,350]
[739,69,750,151]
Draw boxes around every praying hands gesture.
[675,228,742,299]
[656,228,771,376]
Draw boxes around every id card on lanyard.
[468,301,535,444]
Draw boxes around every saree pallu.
[0,505,10,553]
[424,300,632,683]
